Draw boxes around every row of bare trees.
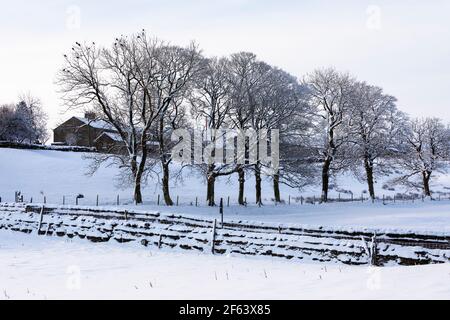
[306,68,450,201]
[57,31,450,205]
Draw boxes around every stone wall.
[0,203,449,266]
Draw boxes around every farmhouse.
[94,131,127,154]
[53,112,125,152]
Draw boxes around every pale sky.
[1,0,449,132]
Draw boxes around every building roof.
[94,131,123,143]
[74,117,116,131]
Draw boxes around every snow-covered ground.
[1,231,449,300]
[1,149,449,299]
[1,148,450,233]
[0,148,309,205]
[3,148,450,205]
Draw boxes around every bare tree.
[394,118,449,197]
[259,67,310,203]
[305,68,354,202]
[347,82,404,200]
[227,52,260,205]
[226,53,308,205]
[57,31,202,204]
[228,52,275,206]
[190,57,237,206]
[276,99,316,201]
[153,95,191,205]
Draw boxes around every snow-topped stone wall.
[0,203,448,266]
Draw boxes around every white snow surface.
[94,131,122,142]
[0,231,449,300]
[1,148,450,233]
[74,117,116,131]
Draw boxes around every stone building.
[53,113,120,149]
[94,131,127,154]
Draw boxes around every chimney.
[85,111,96,121]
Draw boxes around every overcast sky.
[1,0,449,130]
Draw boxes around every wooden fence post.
[158,234,162,249]
[227,196,230,207]
[44,196,46,204]
[157,194,160,206]
[300,196,303,205]
[195,197,198,207]
[219,198,224,228]
[96,194,99,206]
[76,197,78,205]
[63,195,65,205]
[117,195,120,205]
[176,195,179,206]
[371,234,378,266]
[211,219,217,254]
[288,195,291,205]
[37,205,45,234]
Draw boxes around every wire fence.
[2,190,450,208]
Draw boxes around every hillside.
[1,147,450,232]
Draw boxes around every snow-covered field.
[1,148,449,300]
[1,231,449,300]
[1,148,450,232]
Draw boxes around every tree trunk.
[364,157,375,200]
[207,173,216,206]
[321,157,332,203]
[157,116,173,206]
[134,170,143,204]
[130,155,143,204]
[238,168,245,205]
[162,161,173,206]
[273,172,281,203]
[422,171,432,197]
[133,139,148,205]
[255,163,262,206]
